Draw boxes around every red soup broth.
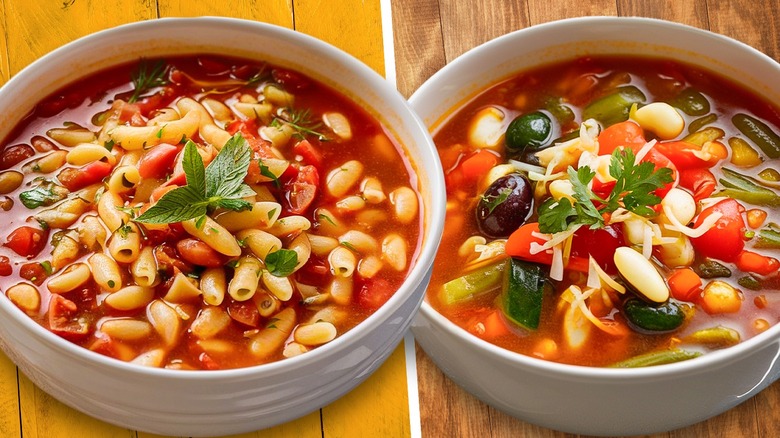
[0,55,421,370]
[428,55,780,367]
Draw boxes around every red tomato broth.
[428,55,780,367]
[0,55,421,370]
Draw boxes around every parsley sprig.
[537,148,673,234]
[128,59,169,103]
[135,134,255,224]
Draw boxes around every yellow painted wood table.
[2,1,780,437]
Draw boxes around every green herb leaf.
[19,183,67,209]
[272,107,328,141]
[135,135,256,224]
[40,261,53,275]
[129,59,169,104]
[481,187,512,214]
[265,249,298,277]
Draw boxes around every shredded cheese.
[589,256,626,293]
[662,205,723,238]
[634,139,658,163]
[567,286,625,336]
[551,244,564,281]
[509,159,546,175]
[699,196,728,210]
[642,223,654,259]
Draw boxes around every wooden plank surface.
[390,0,780,437]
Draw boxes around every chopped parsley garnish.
[258,159,281,188]
[135,134,255,224]
[40,261,53,275]
[19,182,67,209]
[264,249,298,277]
[537,148,673,234]
[128,59,169,103]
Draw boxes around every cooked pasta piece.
[336,195,366,213]
[104,285,154,311]
[288,232,311,272]
[249,307,296,358]
[25,150,68,174]
[47,127,96,147]
[130,246,158,287]
[35,196,91,229]
[107,165,141,194]
[109,110,199,150]
[236,229,282,260]
[107,223,141,263]
[77,215,108,250]
[6,283,40,315]
[294,321,337,346]
[47,263,91,294]
[97,191,131,232]
[234,101,273,122]
[176,98,231,148]
[147,299,183,347]
[100,319,153,341]
[361,176,386,204]
[325,160,363,198]
[201,98,233,124]
[308,234,339,257]
[266,215,311,238]
[131,348,166,367]
[51,230,82,270]
[190,306,232,339]
[328,246,357,277]
[262,271,293,301]
[214,201,282,232]
[357,255,383,279]
[328,276,353,305]
[67,143,117,166]
[181,216,241,257]
[339,230,378,253]
[228,256,262,301]
[314,207,345,237]
[200,267,227,306]
[163,273,202,303]
[88,253,123,292]
[253,292,281,318]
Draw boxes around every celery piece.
[733,113,780,159]
[582,85,645,126]
[683,326,741,348]
[756,226,780,249]
[439,261,505,306]
[718,168,780,206]
[687,113,718,134]
[608,349,702,368]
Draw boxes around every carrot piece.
[460,149,499,183]
[735,250,780,276]
[667,268,703,302]
[481,310,511,338]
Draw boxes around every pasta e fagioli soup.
[428,55,780,367]
[0,55,422,370]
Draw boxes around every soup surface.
[0,55,421,370]
[429,56,780,367]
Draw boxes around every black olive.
[476,173,533,238]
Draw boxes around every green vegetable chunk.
[733,113,780,159]
[687,114,717,134]
[756,225,780,249]
[622,298,685,333]
[582,85,645,126]
[609,349,702,368]
[439,261,505,306]
[505,111,553,152]
[500,258,549,330]
[670,88,710,116]
[694,259,732,278]
[718,168,780,206]
[683,326,741,348]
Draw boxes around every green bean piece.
[671,88,711,116]
[694,259,732,278]
[683,326,741,348]
[682,126,724,146]
[439,260,506,306]
[759,168,780,182]
[687,113,718,134]
[719,168,780,206]
[738,275,762,291]
[609,349,702,368]
[582,85,646,126]
[756,225,780,249]
[733,113,780,159]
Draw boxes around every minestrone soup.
[429,55,780,367]
[0,55,421,370]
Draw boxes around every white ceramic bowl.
[0,18,445,436]
[410,17,780,436]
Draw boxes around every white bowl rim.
[0,16,446,379]
[411,15,780,380]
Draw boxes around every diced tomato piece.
[505,223,591,272]
[690,198,746,262]
[58,161,113,191]
[197,352,221,370]
[0,144,35,170]
[19,262,49,286]
[597,121,646,155]
[154,243,194,276]
[48,294,90,340]
[0,256,11,276]
[227,301,260,328]
[272,68,310,91]
[356,278,397,311]
[679,168,716,202]
[655,140,724,170]
[285,165,319,214]
[293,139,324,169]
[197,56,231,75]
[640,148,678,199]
[5,226,48,257]
[460,149,499,184]
[295,256,330,288]
[138,143,182,179]
[176,238,225,267]
[570,224,624,274]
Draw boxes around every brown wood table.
[389,1,780,437]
